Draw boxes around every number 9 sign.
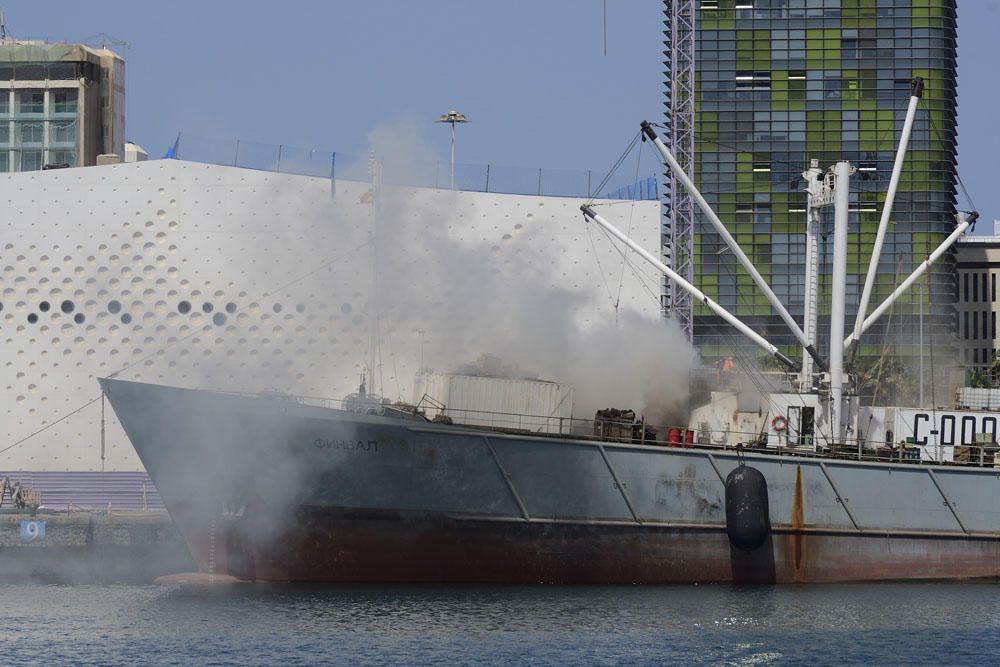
[20,520,45,542]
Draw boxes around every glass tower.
[684,0,958,387]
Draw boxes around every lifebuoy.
[771,415,788,432]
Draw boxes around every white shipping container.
[413,372,575,434]
[956,387,1000,411]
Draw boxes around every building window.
[984,311,989,340]
[974,311,979,340]
[20,150,42,171]
[0,94,8,115]
[49,121,76,145]
[0,124,8,145]
[18,122,42,145]
[965,311,970,339]
[974,274,979,303]
[51,90,77,114]
[788,71,807,101]
[984,274,989,303]
[993,311,996,340]
[736,72,771,90]
[993,274,996,302]
[16,91,44,115]
[965,273,970,302]
[0,152,8,172]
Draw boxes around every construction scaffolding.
[662,0,696,340]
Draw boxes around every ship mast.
[829,161,853,443]
[799,160,827,390]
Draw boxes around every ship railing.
[218,389,1000,468]
[433,408,1000,469]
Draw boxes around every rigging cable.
[592,221,672,311]
[613,137,647,321]
[0,395,102,457]
[580,130,649,311]
[585,131,642,206]
[584,217,620,309]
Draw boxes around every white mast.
[800,160,829,389]
[849,78,923,356]
[581,205,794,369]
[830,161,853,443]
[640,121,826,372]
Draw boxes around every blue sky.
[11,0,1000,227]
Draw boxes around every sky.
[10,0,1000,229]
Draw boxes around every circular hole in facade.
[213,313,227,326]
[202,302,213,313]
[121,313,133,324]
[340,303,352,314]
[108,300,122,314]
[0,303,3,312]
[295,304,305,313]
[39,301,50,313]
[273,304,283,313]
[74,313,85,324]
[225,302,237,314]
[61,299,74,314]
[178,300,191,314]
[27,313,38,324]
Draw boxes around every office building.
[955,222,1000,371]
[0,40,125,171]
[680,0,959,374]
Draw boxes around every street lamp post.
[436,110,469,189]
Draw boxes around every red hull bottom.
[181,509,1000,585]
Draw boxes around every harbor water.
[2,582,997,665]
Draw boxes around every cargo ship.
[100,78,1000,583]
[99,369,1000,584]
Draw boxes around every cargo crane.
[583,78,976,445]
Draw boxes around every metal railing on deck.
[220,387,1000,469]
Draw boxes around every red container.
[667,428,682,447]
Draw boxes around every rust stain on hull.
[175,507,1000,585]
[789,464,805,581]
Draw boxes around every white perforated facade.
[1,160,663,472]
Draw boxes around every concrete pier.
[0,511,193,583]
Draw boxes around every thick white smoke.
[357,123,698,425]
